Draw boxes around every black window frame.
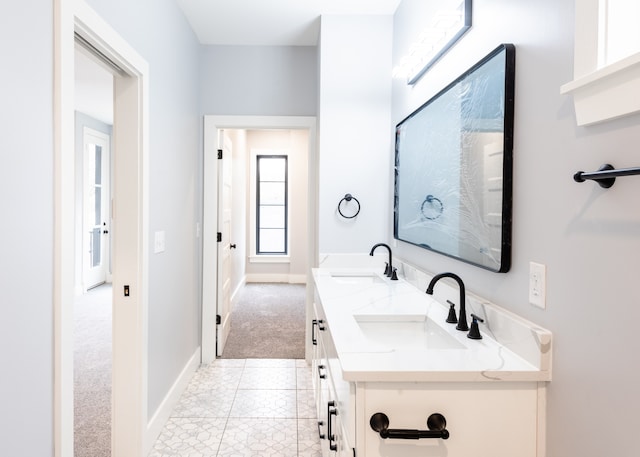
[256,154,288,255]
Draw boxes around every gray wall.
[392,1,640,456]
[200,45,317,116]
[83,0,202,418]
[0,0,54,454]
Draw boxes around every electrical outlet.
[529,262,546,309]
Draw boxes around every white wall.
[0,0,54,454]
[317,15,394,253]
[392,1,640,456]
[83,0,202,418]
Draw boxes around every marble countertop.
[313,267,552,383]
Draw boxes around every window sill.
[249,255,290,264]
[560,52,640,126]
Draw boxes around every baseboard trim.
[230,276,247,308]
[144,346,201,455]
[246,273,307,284]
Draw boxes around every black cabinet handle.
[311,319,326,346]
[312,319,318,345]
[328,401,338,451]
[317,420,325,439]
[318,364,327,379]
[370,412,449,440]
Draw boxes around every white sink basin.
[330,272,385,285]
[353,314,466,350]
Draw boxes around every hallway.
[148,358,321,456]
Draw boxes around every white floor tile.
[230,389,297,418]
[172,389,236,418]
[295,390,317,419]
[149,417,226,456]
[148,359,320,457]
[189,367,244,392]
[216,418,298,457]
[244,358,296,368]
[297,418,323,457]
[238,367,296,390]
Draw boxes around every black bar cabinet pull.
[328,401,339,451]
[311,319,318,345]
[574,163,640,189]
[370,412,449,440]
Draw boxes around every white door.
[483,139,504,270]
[216,131,233,356]
[82,127,110,290]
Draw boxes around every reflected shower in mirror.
[394,44,515,272]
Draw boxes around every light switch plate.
[529,262,546,309]
[154,230,165,253]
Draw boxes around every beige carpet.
[74,284,112,457]
[221,283,307,359]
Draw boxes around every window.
[561,0,640,125]
[256,155,288,255]
[598,0,640,68]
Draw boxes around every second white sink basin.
[353,314,466,351]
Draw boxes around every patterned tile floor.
[148,359,321,457]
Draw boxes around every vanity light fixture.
[394,0,472,85]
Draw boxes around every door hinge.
[217,232,222,242]
[216,314,221,325]
[217,149,223,159]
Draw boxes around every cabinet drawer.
[361,382,539,457]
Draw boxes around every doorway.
[54,2,150,456]
[73,42,114,457]
[202,116,318,364]
[81,127,110,291]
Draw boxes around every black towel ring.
[338,193,361,219]
[421,195,443,220]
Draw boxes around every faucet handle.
[390,267,398,280]
[445,300,458,324]
[467,314,484,339]
[383,262,390,276]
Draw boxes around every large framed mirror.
[394,44,515,272]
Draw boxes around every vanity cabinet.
[311,287,546,457]
[312,298,355,457]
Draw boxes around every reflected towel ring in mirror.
[421,195,443,220]
[338,193,361,219]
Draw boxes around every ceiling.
[176,0,402,46]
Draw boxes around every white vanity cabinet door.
[312,299,356,457]
[360,382,539,457]
[312,309,330,445]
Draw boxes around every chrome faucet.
[369,243,398,280]
[426,272,469,331]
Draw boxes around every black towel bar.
[574,164,640,188]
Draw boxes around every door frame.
[202,115,318,364]
[54,1,150,456]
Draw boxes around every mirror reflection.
[394,44,515,272]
